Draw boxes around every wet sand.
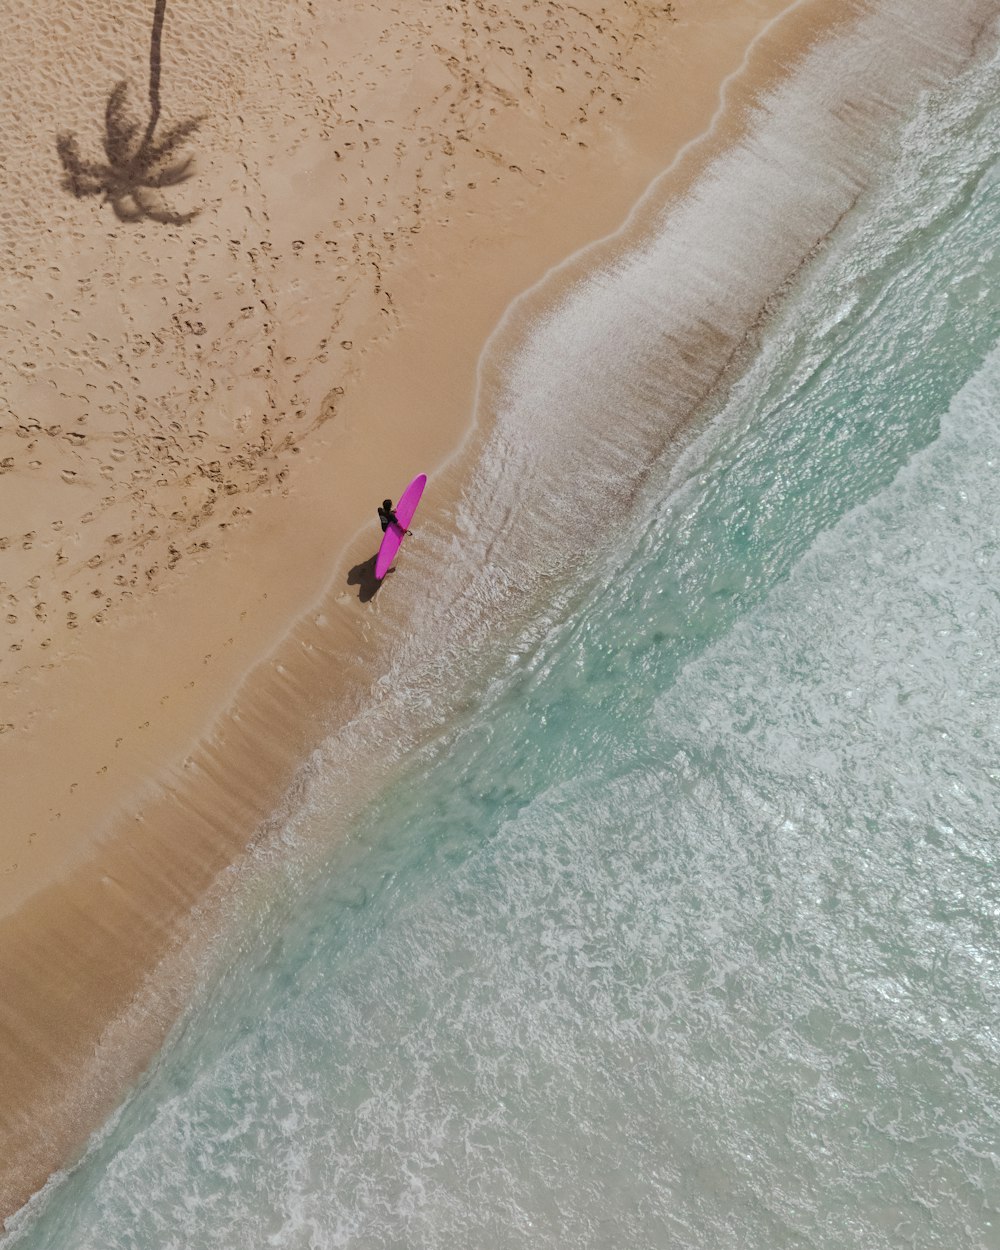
[0,0,863,1220]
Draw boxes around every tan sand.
[0,0,866,1218]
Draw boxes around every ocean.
[5,8,1000,1249]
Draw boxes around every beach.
[1,0,995,1228]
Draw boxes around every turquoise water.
[7,21,1000,1250]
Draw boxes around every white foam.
[452,0,995,570]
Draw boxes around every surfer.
[373,475,425,580]
[378,498,406,534]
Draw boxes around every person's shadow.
[346,554,387,602]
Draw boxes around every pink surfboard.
[375,473,426,580]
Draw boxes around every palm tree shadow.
[347,555,388,602]
[56,0,205,225]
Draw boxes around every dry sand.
[0,0,847,1219]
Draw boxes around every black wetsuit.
[378,503,400,533]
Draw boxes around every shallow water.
[6,14,1000,1250]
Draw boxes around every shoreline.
[1,0,990,1223]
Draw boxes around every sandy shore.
[0,0,899,1219]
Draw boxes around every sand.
[0,0,854,1220]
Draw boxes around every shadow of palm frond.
[58,81,204,224]
[56,0,205,225]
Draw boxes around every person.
[377,498,401,533]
